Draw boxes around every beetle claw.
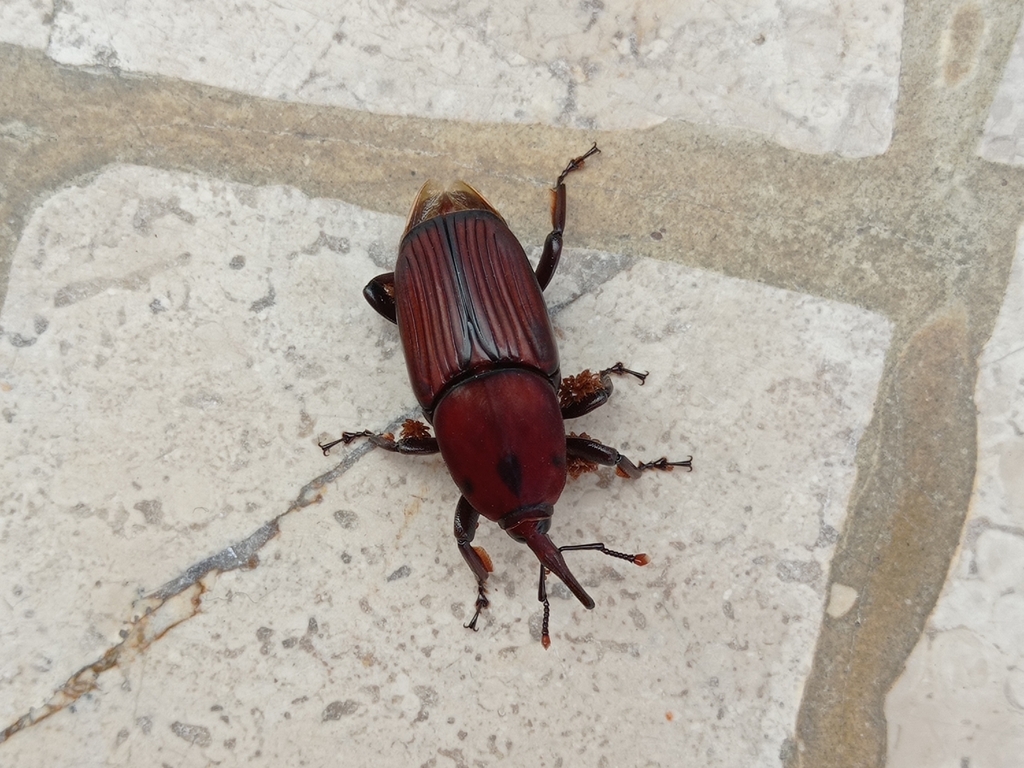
[637,456,694,472]
[318,429,377,456]
[603,362,649,385]
[464,584,489,631]
[555,143,601,187]
[318,437,344,456]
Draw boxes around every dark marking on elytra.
[496,453,523,497]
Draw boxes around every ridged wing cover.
[395,210,559,416]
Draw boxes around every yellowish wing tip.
[404,180,504,232]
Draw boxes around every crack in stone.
[0,411,414,746]
[0,250,629,743]
[52,252,192,308]
[961,516,1024,558]
[148,521,280,600]
[0,583,205,745]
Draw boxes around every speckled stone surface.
[981,13,1024,165]
[0,165,890,765]
[5,0,899,156]
[885,226,1024,766]
[3,1,1024,766]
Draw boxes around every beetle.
[321,145,691,647]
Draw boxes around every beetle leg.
[538,542,649,648]
[535,143,600,291]
[559,362,648,420]
[454,496,493,631]
[363,272,397,324]
[565,435,693,479]
[318,419,439,456]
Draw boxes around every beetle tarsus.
[555,143,601,187]
[637,456,694,472]
[455,496,496,630]
[464,584,490,631]
[318,430,373,456]
[341,430,374,443]
[603,362,648,385]
[319,428,440,456]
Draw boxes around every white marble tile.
[0,0,52,49]
[886,225,1024,765]
[0,164,891,765]
[0,165,411,732]
[39,0,901,157]
[980,17,1024,165]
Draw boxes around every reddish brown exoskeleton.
[322,146,691,647]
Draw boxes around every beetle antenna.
[523,530,595,610]
[538,541,649,648]
[522,530,595,650]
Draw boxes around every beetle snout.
[506,515,595,611]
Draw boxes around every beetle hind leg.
[538,542,649,648]
[454,496,493,631]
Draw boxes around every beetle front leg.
[318,419,439,456]
[454,496,493,631]
[565,435,692,479]
[535,143,600,290]
[363,272,397,324]
[559,362,648,420]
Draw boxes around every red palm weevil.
[321,145,691,647]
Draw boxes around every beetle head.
[503,508,595,610]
